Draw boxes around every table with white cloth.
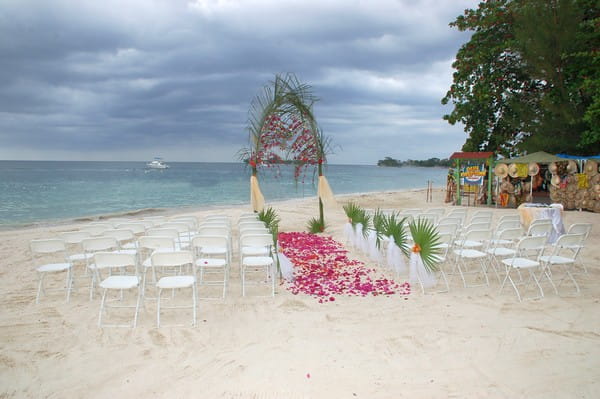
[517,203,565,243]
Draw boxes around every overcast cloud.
[0,0,475,164]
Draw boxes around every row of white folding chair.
[94,249,197,327]
[138,234,230,299]
[498,233,585,302]
[96,237,233,327]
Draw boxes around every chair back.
[469,215,492,225]
[516,236,546,256]
[151,250,194,268]
[116,223,146,235]
[240,233,273,248]
[191,235,229,251]
[527,222,552,237]
[146,228,180,241]
[567,223,592,239]
[81,224,112,237]
[498,214,520,224]
[94,252,137,270]
[103,229,135,244]
[82,236,119,252]
[138,235,175,251]
[60,231,91,244]
[31,239,66,254]
[495,220,521,233]
[198,226,230,237]
[161,222,191,234]
[496,227,523,242]
[555,233,585,249]
[436,224,458,237]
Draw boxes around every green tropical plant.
[258,206,280,243]
[383,213,409,256]
[342,202,370,238]
[307,217,326,234]
[372,209,387,249]
[409,219,442,273]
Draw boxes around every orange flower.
[412,244,421,253]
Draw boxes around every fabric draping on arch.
[250,175,265,213]
[317,175,336,207]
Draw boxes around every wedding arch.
[239,73,335,230]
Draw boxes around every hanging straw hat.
[508,163,519,178]
[549,162,558,175]
[528,162,540,176]
[585,160,598,176]
[551,175,561,187]
[494,163,508,178]
[566,160,577,174]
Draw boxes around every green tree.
[442,0,600,156]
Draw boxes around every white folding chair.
[499,235,547,302]
[191,235,229,299]
[102,229,137,254]
[452,229,491,288]
[526,220,553,240]
[198,225,232,255]
[497,214,521,225]
[146,228,181,249]
[59,231,93,271]
[93,252,141,328]
[539,233,586,296]
[240,234,275,297]
[151,250,196,327]
[485,227,522,283]
[138,235,176,298]
[565,223,592,274]
[82,236,119,300]
[30,239,73,304]
[161,222,193,247]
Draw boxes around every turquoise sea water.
[0,161,448,227]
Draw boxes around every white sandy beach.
[1,188,599,398]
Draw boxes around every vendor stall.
[449,152,494,206]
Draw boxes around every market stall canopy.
[496,151,565,164]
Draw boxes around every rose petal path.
[278,232,410,302]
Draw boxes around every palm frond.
[409,219,442,273]
[383,214,409,256]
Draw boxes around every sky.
[0,0,476,165]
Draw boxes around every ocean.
[0,161,448,227]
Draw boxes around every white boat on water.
[146,158,169,169]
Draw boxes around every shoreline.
[0,186,445,232]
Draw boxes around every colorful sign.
[460,164,486,186]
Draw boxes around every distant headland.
[377,157,452,167]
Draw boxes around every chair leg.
[36,272,45,304]
[98,289,108,327]
[65,268,73,303]
[156,288,162,327]
[133,285,141,328]
[192,285,197,327]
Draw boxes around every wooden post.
[487,156,493,206]
[455,159,461,205]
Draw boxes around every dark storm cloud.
[0,0,475,163]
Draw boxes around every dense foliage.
[377,157,452,167]
[442,0,600,156]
